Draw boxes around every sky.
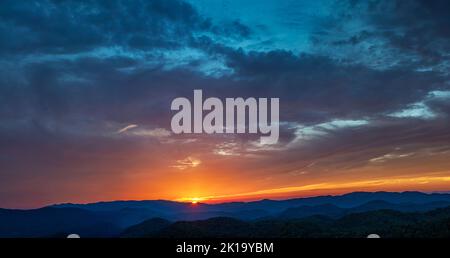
[1,0,450,208]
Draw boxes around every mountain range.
[1,191,450,237]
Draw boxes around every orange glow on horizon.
[18,166,450,210]
[177,197,205,204]
[173,173,450,204]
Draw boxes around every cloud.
[370,152,415,163]
[117,124,138,134]
[171,156,201,170]
[310,0,450,73]
[130,128,171,138]
[288,119,370,146]
[116,125,171,140]
[389,102,436,120]
[213,142,240,156]
[388,90,450,119]
[0,0,250,55]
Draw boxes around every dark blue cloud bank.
[0,0,449,207]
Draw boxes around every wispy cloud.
[370,152,415,163]
[131,128,171,138]
[117,124,138,134]
[388,90,450,119]
[117,125,171,139]
[171,157,202,170]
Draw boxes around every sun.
[190,197,202,204]
[176,196,206,204]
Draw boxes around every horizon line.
[5,189,450,210]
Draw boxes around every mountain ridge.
[2,191,450,238]
[122,206,450,238]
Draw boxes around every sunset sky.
[1,0,450,208]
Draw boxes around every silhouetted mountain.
[279,204,345,219]
[348,200,450,213]
[123,217,253,238]
[121,218,171,237]
[157,217,253,238]
[123,206,450,238]
[0,207,120,237]
[279,200,450,219]
[275,191,450,209]
[3,191,450,237]
[49,191,450,222]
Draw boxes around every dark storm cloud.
[0,0,250,55]
[0,0,253,129]
[215,48,448,124]
[360,0,450,64]
[315,0,450,70]
[0,41,448,153]
[1,0,447,128]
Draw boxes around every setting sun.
[191,197,203,204]
[179,197,205,204]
